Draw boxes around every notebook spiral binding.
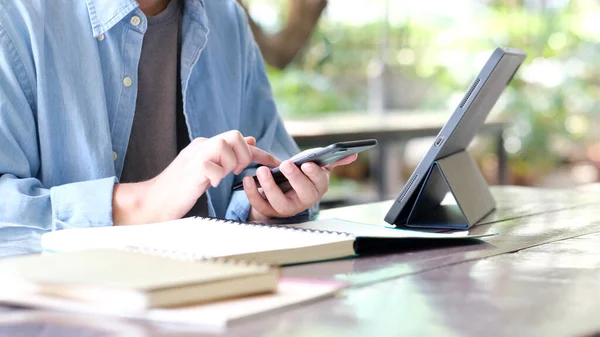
[205,217,354,238]
[121,245,273,271]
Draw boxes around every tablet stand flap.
[405,150,496,229]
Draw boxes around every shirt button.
[97,34,105,41]
[113,152,118,161]
[123,77,133,87]
[130,16,141,27]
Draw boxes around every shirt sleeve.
[0,24,115,246]
[224,4,318,222]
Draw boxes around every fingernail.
[280,161,294,175]
[257,167,268,179]
[302,163,318,173]
[243,177,252,188]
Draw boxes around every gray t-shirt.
[121,0,208,217]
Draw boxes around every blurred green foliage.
[254,0,600,183]
[266,66,355,117]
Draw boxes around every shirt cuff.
[50,177,117,230]
[225,190,252,222]
[225,190,320,224]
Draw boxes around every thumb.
[245,136,256,147]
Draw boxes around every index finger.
[324,153,358,171]
[250,146,281,168]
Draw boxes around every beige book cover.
[0,249,278,310]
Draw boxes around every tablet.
[384,47,527,226]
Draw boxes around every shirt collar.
[85,0,139,37]
[85,0,205,37]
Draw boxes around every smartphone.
[232,139,378,191]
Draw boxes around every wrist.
[112,181,153,226]
[248,207,270,223]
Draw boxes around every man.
[0,0,355,255]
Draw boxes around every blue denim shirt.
[0,0,300,256]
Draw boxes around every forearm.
[0,175,116,232]
[112,178,203,226]
[112,182,150,226]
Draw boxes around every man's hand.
[113,131,280,226]
[243,154,358,222]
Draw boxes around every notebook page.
[41,218,354,258]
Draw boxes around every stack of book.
[0,248,344,328]
[0,217,490,328]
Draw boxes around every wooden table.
[285,112,510,201]
[2,187,600,337]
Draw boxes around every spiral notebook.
[0,249,278,310]
[41,218,493,265]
